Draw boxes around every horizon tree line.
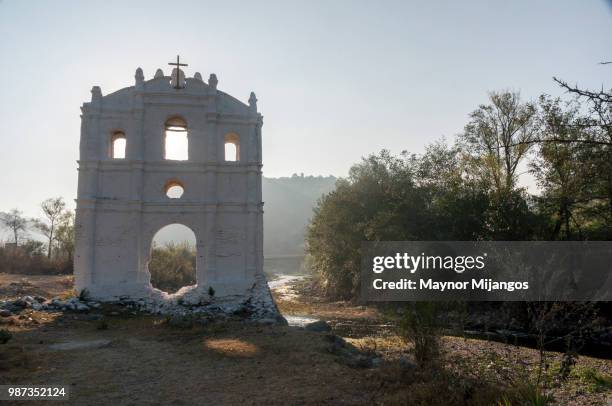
[0,197,74,262]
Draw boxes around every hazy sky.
[1,0,611,225]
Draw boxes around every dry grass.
[0,313,374,405]
[348,334,612,405]
[0,273,73,300]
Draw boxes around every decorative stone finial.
[249,91,258,113]
[208,73,218,90]
[135,67,144,89]
[194,72,203,81]
[154,68,164,79]
[91,86,102,104]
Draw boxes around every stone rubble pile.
[0,276,285,324]
[0,295,101,315]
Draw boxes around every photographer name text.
[371,253,529,293]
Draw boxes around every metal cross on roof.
[168,55,188,89]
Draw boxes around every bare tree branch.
[553,77,612,104]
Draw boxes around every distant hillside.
[153,175,337,257]
[263,174,337,257]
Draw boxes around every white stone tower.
[74,59,271,313]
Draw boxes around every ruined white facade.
[74,62,271,311]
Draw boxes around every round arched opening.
[148,224,196,294]
[165,180,184,199]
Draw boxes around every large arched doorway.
[148,224,197,294]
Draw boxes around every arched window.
[224,133,240,162]
[164,117,188,160]
[164,179,185,199]
[110,131,126,159]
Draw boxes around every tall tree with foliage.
[461,91,537,194]
[0,209,28,244]
[54,211,75,261]
[530,96,591,240]
[552,78,612,235]
[34,197,66,259]
[460,91,539,239]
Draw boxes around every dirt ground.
[0,273,611,405]
[0,274,375,405]
[1,315,373,405]
[0,274,74,300]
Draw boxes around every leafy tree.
[20,239,45,256]
[551,78,612,235]
[530,96,591,240]
[416,141,490,240]
[307,152,406,298]
[0,209,28,244]
[459,91,540,239]
[34,197,66,259]
[306,145,493,299]
[54,211,75,261]
[461,91,537,196]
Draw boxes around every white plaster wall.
[74,69,263,301]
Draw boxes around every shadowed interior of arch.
[148,223,197,294]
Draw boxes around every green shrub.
[398,302,442,366]
[148,242,196,293]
